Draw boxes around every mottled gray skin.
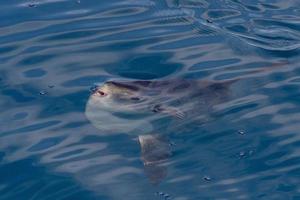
[85,79,235,184]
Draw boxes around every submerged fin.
[144,163,167,185]
[138,134,172,184]
[152,104,185,119]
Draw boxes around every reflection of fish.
[85,79,236,184]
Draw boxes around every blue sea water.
[1,0,300,199]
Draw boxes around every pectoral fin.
[152,104,185,119]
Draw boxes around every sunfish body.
[85,79,235,183]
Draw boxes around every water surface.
[1,0,300,199]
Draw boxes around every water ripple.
[1,0,300,199]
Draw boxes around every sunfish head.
[85,80,154,135]
[88,81,148,112]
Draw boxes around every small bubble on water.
[156,192,171,199]
[238,149,254,159]
[206,19,213,23]
[169,141,176,146]
[203,176,212,181]
[39,90,47,95]
[239,151,246,157]
[248,150,254,155]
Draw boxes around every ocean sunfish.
[85,79,235,184]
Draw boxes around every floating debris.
[238,130,245,135]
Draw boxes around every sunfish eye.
[96,90,107,97]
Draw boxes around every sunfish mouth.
[89,85,108,97]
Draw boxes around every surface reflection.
[1,0,300,199]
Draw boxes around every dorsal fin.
[107,81,139,91]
